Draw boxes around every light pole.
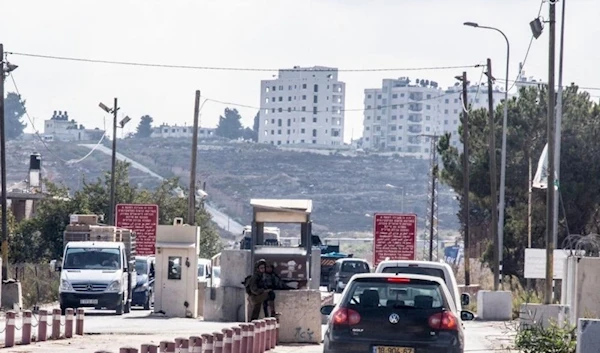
[385,184,405,213]
[98,100,130,225]
[464,22,510,287]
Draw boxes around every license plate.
[80,299,98,305]
[373,347,414,353]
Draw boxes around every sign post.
[373,213,417,267]
[116,204,159,256]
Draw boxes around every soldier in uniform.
[262,263,290,317]
[247,259,274,320]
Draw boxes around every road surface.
[79,144,245,235]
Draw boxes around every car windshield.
[344,278,446,309]
[381,266,446,282]
[198,264,205,277]
[341,261,369,273]
[135,259,148,275]
[213,267,221,279]
[64,247,121,270]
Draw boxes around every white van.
[374,260,469,311]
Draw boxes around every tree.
[215,108,243,139]
[10,162,223,263]
[135,115,154,138]
[252,111,260,141]
[4,92,27,139]
[438,85,600,282]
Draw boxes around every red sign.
[116,204,159,256]
[373,213,417,267]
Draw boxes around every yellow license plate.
[374,347,414,353]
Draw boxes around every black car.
[320,273,475,353]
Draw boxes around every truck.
[56,214,137,315]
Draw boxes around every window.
[367,94,372,98]
[278,119,282,127]
[313,107,318,114]
[288,97,292,101]
[380,267,446,282]
[287,119,291,127]
[313,117,317,123]
[302,95,307,100]
[278,108,282,112]
[278,96,283,102]
[168,256,182,280]
[312,140,317,144]
[287,129,291,134]
[377,94,382,99]
[272,86,276,91]
[301,117,306,123]
[279,85,283,90]
[302,106,306,112]
[302,84,307,89]
[314,95,318,103]
[301,128,305,133]
[344,278,445,309]
[392,105,397,109]
[312,129,317,137]
[341,261,369,273]
[271,130,275,135]
[314,84,319,92]
[426,105,431,110]
[278,129,282,134]
[391,115,397,120]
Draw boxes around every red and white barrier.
[201,333,214,353]
[51,308,61,339]
[189,336,202,353]
[65,308,74,338]
[232,326,242,353]
[213,331,224,353]
[175,337,189,353]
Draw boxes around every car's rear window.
[343,278,446,309]
[341,261,369,273]
[381,266,446,282]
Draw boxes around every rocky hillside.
[7,138,460,234]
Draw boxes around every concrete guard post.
[222,328,233,353]
[175,337,190,353]
[5,311,16,348]
[38,309,48,341]
[201,333,214,353]
[76,308,85,335]
[189,336,202,353]
[476,290,512,320]
[22,310,32,345]
[213,331,224,353]
[65,308,74,338]
[141,343,159,353]
[51,308,61,339]
[232,326,242,353]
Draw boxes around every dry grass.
[10,263,59,309]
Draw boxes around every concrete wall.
[219,250,252,288]
[271,290,322,344]
[574,257,600,320]
[577,318,600,353]
[520,304,570,329]
[204,286,246,322]
[309,249,321,290]
[1,280,22,311]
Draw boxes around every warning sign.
[116,204,159,256]
[373,213,417,267]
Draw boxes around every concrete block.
[1,280,21,312]
[274,289,322,344]
[309,249,321,290]
[520,303,570,329]
[219,250,252,288]
[197,281,207,318]
[476,290,512,321]
[577,318,600,353]
[203,286,246,322]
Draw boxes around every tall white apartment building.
[258,66,346,146]
[361,77,506,157]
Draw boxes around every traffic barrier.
[275,317,280,345]
[232,326,241,353]
[120,348,139,353]
[247,323,255,353]
[213,331,224,353]
[201,333,214,353]
[5,311,16,348]
[189,336,202,353]
[22,310,32,345]
[65,308,74,338]
[76,308,85,335]
[159,341,176,353]
[141,343,159,353]
[251,320,260,353]
[222,328,233,353]
[52,308,61,339]
[38,309,48,341]
[175,337,189,353]
[239,324,249,353]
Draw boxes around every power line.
[496,77,600,91]
[8,73,107,164]
[6,51,479,73]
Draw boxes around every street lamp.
[98,99,130,226]
[464,21,510,287]
[385,184,405,213]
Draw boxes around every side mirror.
[460,310,475,321]
[206,273,212,279]
[461,293,470,306]
[320,305,334,316]
[55,265,62,272]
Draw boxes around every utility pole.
[108,98,118,226]
[527,153,533,292]
[545,0,557,305]
[0,44,8,279]
[460,71,471,286]
[188,90,201,225]
[485,58,500,291]
[422,133,440,261]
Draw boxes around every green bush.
[515,321,576,353]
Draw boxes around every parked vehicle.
[132,256,155,310]
[211,266,221,287]
[328,258,370,293]
[374,260,469,310]
[198,258,212,282]
[320,273,475,353]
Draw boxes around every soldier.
[246,259,274,320]
[262,264,289,317]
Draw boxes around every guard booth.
[154,218,200,318]
[247,199,322,343]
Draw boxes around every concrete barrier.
[3,307,85,347]
[476,290,512,321]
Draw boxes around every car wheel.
[115,296,124,315]
[124,300,131,314]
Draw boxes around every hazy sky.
[2,0,599,143]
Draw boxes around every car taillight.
[387,277,410,283]
[332,307,361,325]
[428,311,458,331]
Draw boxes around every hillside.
[6,138,460,234]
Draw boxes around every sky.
[2,0,599,143]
